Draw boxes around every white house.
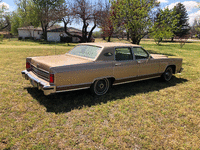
[18,26,81,42]
[47,27,81,43]
[18,26,43,40]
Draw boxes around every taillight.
[50,74,54,83]
[26,62,31,69]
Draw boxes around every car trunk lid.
[28,54,93,82]
[150,54,168,59]
[30,54,93,72]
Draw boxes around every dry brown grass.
[0,38,199,149]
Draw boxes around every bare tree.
[191,19,200,38]
[174,34,190,48]
[98,1,114,42]
[0,15,10,30]
[0,2,10,31]
[101,16,114,42]
[60,2,82,41]
[63,0,103,42]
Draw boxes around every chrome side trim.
[113,76,161,85]
[56,87,90,94]
[92,76,114,83]
[56,82,92,92]
[57,82,92,89]
[113,73,162,86]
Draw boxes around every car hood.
[30,54,93,72]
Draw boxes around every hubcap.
[99,83,104,89]
[94,79,109,95]
[166,72,170,77]
[165,68,172,81]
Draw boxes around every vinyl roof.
[79,42,141,47]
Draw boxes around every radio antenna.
[55,41,56,55]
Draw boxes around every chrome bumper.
[21,70,56,95]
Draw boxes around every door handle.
[115,63,121,66]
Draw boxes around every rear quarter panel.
[159,58,183,73]
[51,61,114,87]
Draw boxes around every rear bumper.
[21,70,56,95]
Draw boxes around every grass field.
[0,38,200,149]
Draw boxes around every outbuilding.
[47,27,81,43]
[18,26,81,42]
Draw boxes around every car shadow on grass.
[26,76,188,113]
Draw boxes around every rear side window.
[132,47,149,59]
[115,47,133,61]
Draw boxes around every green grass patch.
[0,38,200,149]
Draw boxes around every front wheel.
[161,67,173,81]
[90,78,110,95]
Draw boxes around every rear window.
[68,45,102,59]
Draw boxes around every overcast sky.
[1,0,200,31]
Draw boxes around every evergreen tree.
[172,3,190,40]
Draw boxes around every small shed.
[18,26,82,42]
[18,26,43,40]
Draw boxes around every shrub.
[0,34,4,41]
[18,37,23,40]
[25,37,31,40]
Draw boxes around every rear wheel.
[161,67,173,81]
[91,78,110,95]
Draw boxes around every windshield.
[68,45,102,59]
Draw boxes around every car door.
[113,47,138,83]
[132,47,159,77]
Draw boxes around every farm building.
[47,27,81,43]
[17,26,81,42]
[17,26,43,40]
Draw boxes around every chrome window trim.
[132,47,150,60]
[114,46,134,62]
[67,45,103,61]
